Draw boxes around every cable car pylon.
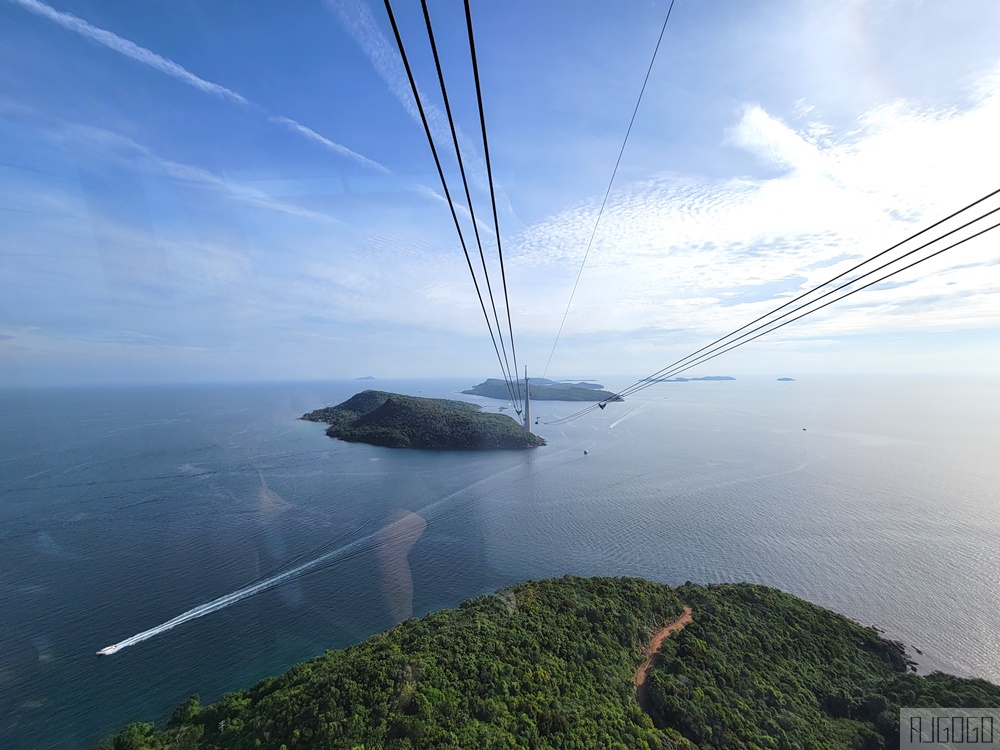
[524,366,531,433]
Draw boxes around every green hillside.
[98,577,999,750]
[301,390,545,450]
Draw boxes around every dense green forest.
[301,390,544,450]
[463,379,624,402]
[98,577,1000,750]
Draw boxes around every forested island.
[464,378,624,402]
[100,576,999,750]
[300,390,544,450]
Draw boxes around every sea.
[1,377,998,749]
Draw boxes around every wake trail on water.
[237,514,385,591]
[608,403,647,430]
[97,462,526,655]
[97,529,380,655]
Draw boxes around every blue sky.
[2,0,999,386]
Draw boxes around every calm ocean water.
[1,377,998,749]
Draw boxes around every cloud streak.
[328,0,516,212]
[60,122,342,223]
[7,0,388,172]
[268,116,388,173]
[328,0,419,121]
[8,0,248,104]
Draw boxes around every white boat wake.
[96,530,377,655]
[609,403,646,430]
[97,461,527,655]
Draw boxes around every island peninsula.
[301,390,544,450]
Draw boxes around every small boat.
[583,450,589,455]
[96,645,121,656]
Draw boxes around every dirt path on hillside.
[635,605,693,710]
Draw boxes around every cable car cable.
[383,0,519,407]
[421,0,521,412]
[464,0,523,409]
[548,201,1000,423]
[542,0,678,379]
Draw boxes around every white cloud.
[729,104,827,175]
[6,5,1000,381]
[327,0,419,122]
[7,0,248,104]
[497,64,1000,352]
[15,82,998,366]
[268,116,389,174]
[6,0,387,172]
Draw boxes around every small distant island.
[301,390,544,450]
[777,377,795,381]
[642,375,736,383]
[356,375,376,380]
[464,378,623,402]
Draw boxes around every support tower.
[524,366,531,433]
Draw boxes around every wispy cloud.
[499,65,1000,347]
[328,0,516,214]
[60,122,342,223]
[412,184,496,237]
[268,116,389,174]
[6,0,388,172]
[328,0,419,120]
[8,0,248,104]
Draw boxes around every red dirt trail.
[634,605,693,708]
